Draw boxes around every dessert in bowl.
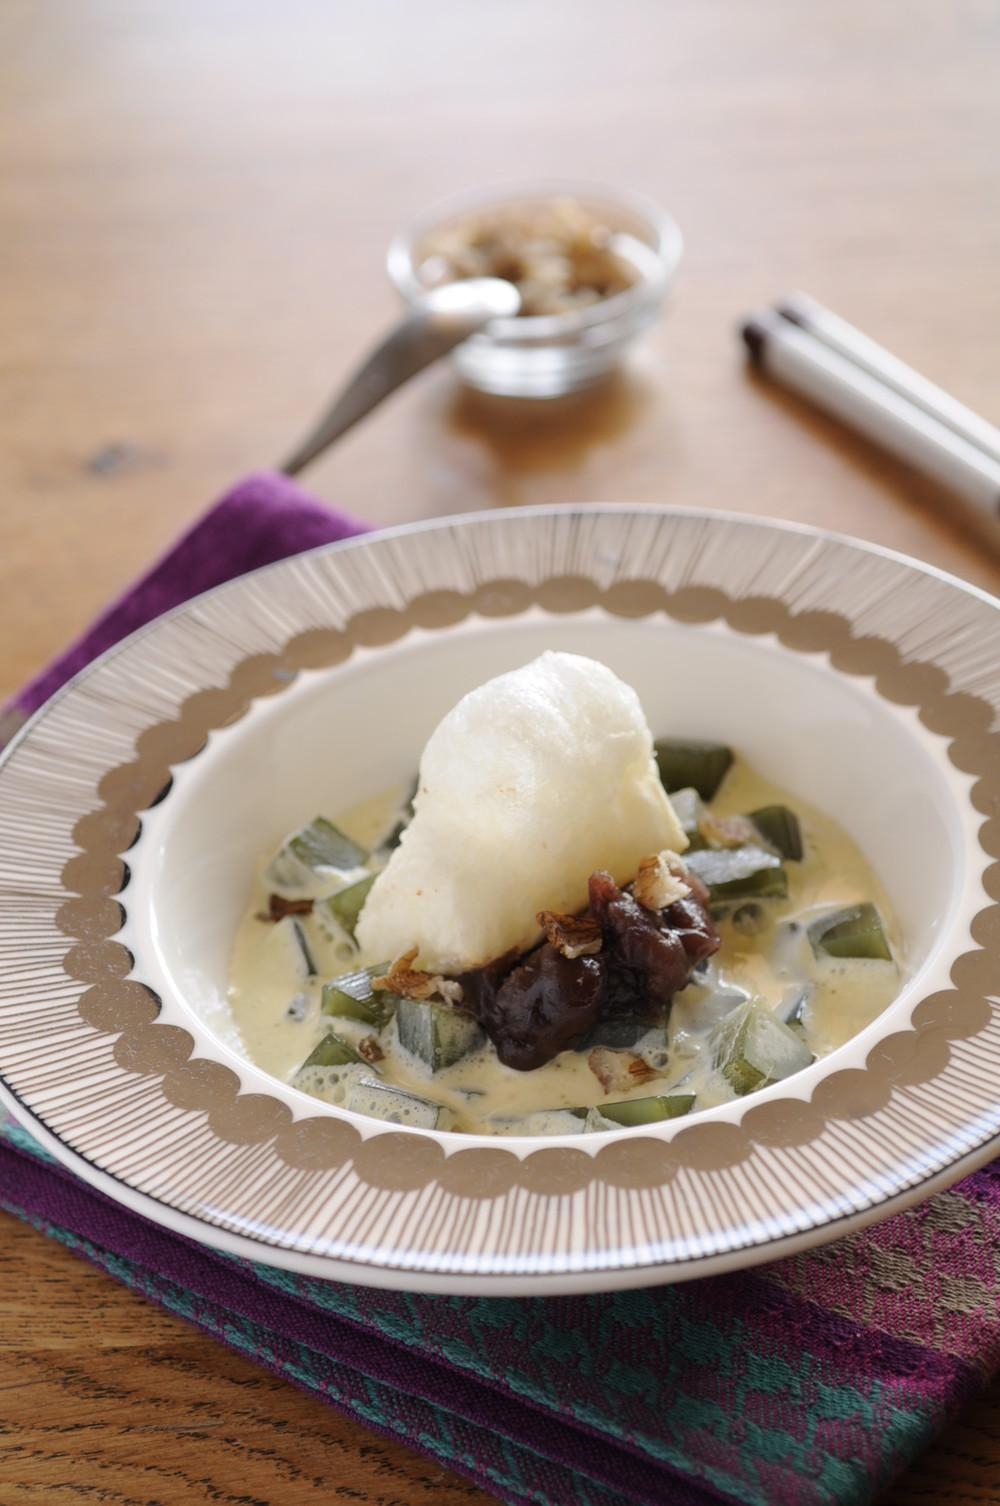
[224,651,903,1138]
[139,607,961,1145]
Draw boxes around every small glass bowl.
[387,181,682,398]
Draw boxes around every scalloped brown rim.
[58,576,999,1199]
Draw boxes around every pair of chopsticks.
[741,295,1000,554]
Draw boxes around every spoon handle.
[278,285,516,477]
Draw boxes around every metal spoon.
[278,277,520,476]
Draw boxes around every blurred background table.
[1,2,998,1502]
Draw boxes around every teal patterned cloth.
[6,1107,999,1506]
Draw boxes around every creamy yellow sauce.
[226,761,902,1135]
[226,787,404,1082]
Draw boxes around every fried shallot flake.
[536,909,603,959]
[588,1047,663,1093]
[358,1034,384,1064]
[257,893,315,922]
[372,947,465,1006]
[633,850,691,912]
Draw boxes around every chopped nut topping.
[256,893,315,923]
[358,1035,384,1064]
[372,947,465,1006]
[536,909,603,959]
[633,851,691,912]
[698,813,758,850]
[588,1047,662,1093]
[417,198,638,318]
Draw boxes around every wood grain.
[1,1,998,1503]
[0,1218,484,1506]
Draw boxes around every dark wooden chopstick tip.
[740,317,769,367]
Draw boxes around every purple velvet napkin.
[3,473,1000,1506]
[10,472,367,727]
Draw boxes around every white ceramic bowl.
[0,506,996,1294]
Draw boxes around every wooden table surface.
[2,2,998,1502]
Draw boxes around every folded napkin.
[3,473,1000,1506]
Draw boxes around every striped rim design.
[0,507,997,1284]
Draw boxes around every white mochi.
[356,651,685,973]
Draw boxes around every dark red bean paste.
[459,868,719,1070]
